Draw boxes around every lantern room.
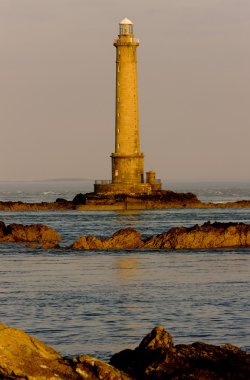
[119,18,134,35]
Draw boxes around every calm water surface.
[0,181,249,360]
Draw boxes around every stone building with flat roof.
[95,18,161,195]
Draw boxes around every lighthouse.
[112,18,143,185]
[95,18,161,194]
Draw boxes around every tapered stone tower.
[111,18,143,185]
[95,18,161,194]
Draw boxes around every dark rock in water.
[0,221,61,248]
[55,197,69,204]
[0,221,7,238]
[137,190,199,203]
[0,323,249,379]
[72,193,87,205]
[110,326,250,379]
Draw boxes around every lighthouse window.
[115,170,119,176]
[120,24,133,35]
[118,144,120,149]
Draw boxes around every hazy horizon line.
[0,177,250,183]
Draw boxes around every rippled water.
[0,181,249,360]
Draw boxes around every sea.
[0,180,249,361]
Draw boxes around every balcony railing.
[95,180,112,185]
[114,38,140,44]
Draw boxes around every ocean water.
[0,180,249,360]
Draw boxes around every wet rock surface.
[0,221,61,248]
[70,222,250,251]
[0,324,249,379]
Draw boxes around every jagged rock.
[0,221,61,247]
[110,326,250,379]
[143,222,250,249]
[70,227,144,250]
[70,222,250,251]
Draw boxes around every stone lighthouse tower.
[95,18,161,194]
[111,18,143,185]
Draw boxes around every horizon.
[1,177,250,184]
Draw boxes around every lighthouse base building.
[95,18,161,195]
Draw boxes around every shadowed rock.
[0,221,61,248]
[70,222,250,251]
[110,326,250,379]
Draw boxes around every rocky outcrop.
[0,322,77,379]
[143,221,250,249]
[70,222,250,251]
[110,326,250,379]
[1,190,250,211]
[70,227,144,250]
[0,221,61,248]
[0,323,249,379]
[0,322,132,379]
[0,200,75,211]
[2,221,249,251]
